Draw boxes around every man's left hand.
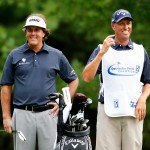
[47,102,59,117]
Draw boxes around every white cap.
[24,15,46,29]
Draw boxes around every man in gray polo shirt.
[0,13,78,150]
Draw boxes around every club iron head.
[15,130,26,141]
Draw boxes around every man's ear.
[111,23,115,31]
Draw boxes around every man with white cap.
[0,13,79,150]
[82,9,150,150]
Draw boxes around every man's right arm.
[82,35,115,82]
[1,85,12,133]
[82,50,104,82]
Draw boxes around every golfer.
[0,13,78,150]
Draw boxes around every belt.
[14,104,54,112]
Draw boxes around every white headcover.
[62,87,72,123]
[24,15,46,29]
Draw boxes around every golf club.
[0,130,26,141]
[69,97,92,132]
[79,119,89,131]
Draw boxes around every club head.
[76,111,84,118]
[86,98,92,105]
[82,124,87,130]
[74,117,84,124]
[13,130,26,141]
[82,119,89,124]
[78,119,89,131]
[71,115,77,121]
[17,131,26,141]
[82,98,92,107]
[71,115,77,126]
[76,98,92,111]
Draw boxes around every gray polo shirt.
[0,42,78,106]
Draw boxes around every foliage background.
[0,0,150,149]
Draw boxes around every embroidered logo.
[19,58,30,65]
[116,10,130,16]
[65,138,85,146]
[70,70,76,76]
[22,58,26,62]
[71,143,78,149]
[29,18,40,22]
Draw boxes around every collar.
[111,39,133,50]
[22,42,49,53]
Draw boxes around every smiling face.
[25,26,46,52]
[111,18,132,45]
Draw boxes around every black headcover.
[70,93,88,116]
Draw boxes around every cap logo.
[29,18,40,22]
[116,10,129,16]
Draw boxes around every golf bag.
[53,92,92,150]
[55,126,92,150]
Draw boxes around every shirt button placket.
[34,53,38,67]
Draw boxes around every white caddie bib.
[102,43,144,117]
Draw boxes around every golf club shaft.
[0,129,18,132]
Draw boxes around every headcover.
[70,93,87,116]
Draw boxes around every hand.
[101,35,115,54]
[47,102,59,117]
[135,101,146,121]
[3,117,12,133]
